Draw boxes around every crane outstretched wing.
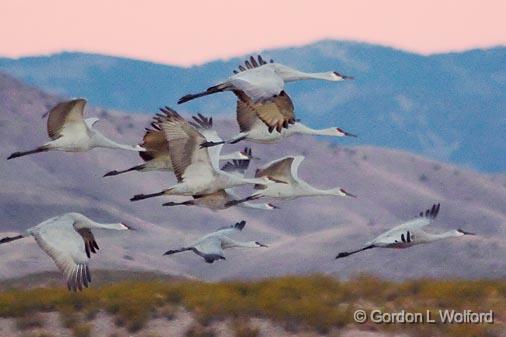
[193,237,224,257]
[76,228,99,259]
[44,98,87,140]
[220,154,251,177]
[366,204,441,246]
[232,55,273,74]
[255,156,303,185]
[393,203,441,231]
[213,220,246,236]
[138,116,169,162]
[235,90,295,133]
[229,65,284,103]
[158,107,215,182]
[32,217,92,291]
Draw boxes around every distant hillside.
[0,41,505,171]
[0,73,505,283]
[0,270,181,291]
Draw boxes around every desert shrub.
[102,281,166,332]
[72,323,92,337]
[0,287,64,316]
[126,316,148,333]
[184,323,216,337]
[15,313,44,330]
[165,288,183,304]
[444,325,500,337]
[20,333,53,337]
[64,291,98,311]
[157,304,176,320]
[112,302,150,332]
[59,306,80,329]
[0,274,504,335]
[232,320,259,337]
[346,274,393,303]
[83,306,99,320]
[181,281,256,324]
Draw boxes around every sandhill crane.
[103,112,253,177]
[0,212,132,291]
[335,203,475,259]
[104,114,172,176]
[201,90,356,148]
[130,108,273,202]
[178,55,352,131]
[182,111,259,161]
[162,156,278,210]
[7,98,145,160]
[163,220,267,263]
[252,155,356,200]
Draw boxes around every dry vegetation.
[0,273,504,336]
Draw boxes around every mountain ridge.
[0,72,505,281]
[0,40,504,172]
[6,39,505,67]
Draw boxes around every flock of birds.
[2,55,475,291]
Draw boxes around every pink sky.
[1,0,505,66]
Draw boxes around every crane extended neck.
[289,123,350,137]
[423,229,473,242]
[91,131,143,151]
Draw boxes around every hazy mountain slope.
[0,73,505,282]
[0,41,504,171]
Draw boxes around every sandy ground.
[0,309,404,337]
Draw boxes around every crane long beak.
[337,128,358,137]
[336,252,351,259]
[121,223,136,230]
[333,71,354,80]
[458,229,475,235]
[267,176,288,184]
[340,188,357,198]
